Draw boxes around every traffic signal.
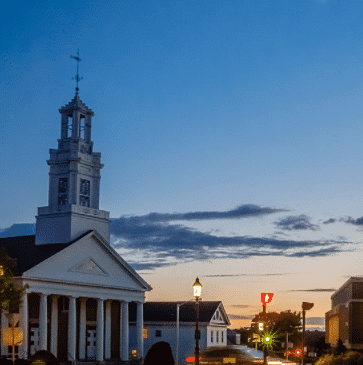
[262,334,273,346]
[261,293,274,305]
[258,322,264,331]
[295,349,302,356]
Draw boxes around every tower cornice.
[59,93,94,116]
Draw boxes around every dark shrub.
[144,341,175,365]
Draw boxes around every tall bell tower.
[35,53,110,245]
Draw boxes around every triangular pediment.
[69,257,108,276]
[210,303,231,326]
[23,230,151,292]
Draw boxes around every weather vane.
[70,49,83,93]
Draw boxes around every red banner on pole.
[261,293,274,305]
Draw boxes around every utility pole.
[263,304,267,365]
[260,293,274,365]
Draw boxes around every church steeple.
[50,93,100,209]
[35,57,110,245]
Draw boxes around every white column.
[39,294,48,350]
[1,310,8,356]
[68,296,77,361]
[136,302,144,359]
[105,300,112,359]
[121,301,129,361]
[79,298,87,360]
[96,298,104,361]
[19,293,28,359]
[50,295,58,357]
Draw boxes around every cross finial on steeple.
[70,49,83,94]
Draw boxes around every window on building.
[67,116,72,138]
[221,331,224,343]
[80,179,90,207]
[216,331,219,343]
[143,328,148,339]
[156,330,162,337]
[8,346,19,357]
[211,331,214,343]
[80,115,85,139]
[58,178,68,205]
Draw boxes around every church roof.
[0,235,72,276]
[130,301,230,324]
[0,230,152,292]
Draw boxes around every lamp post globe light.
[193,278,202,365]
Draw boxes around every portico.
[19,292,143,361]
[1,229,150,362]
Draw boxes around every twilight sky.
[2,0,363,329]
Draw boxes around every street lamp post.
[176,300,194,365]
[302,302,314,365]
[193,278,202,365]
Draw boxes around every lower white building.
[0,230,151,362]
[129,301,230,364]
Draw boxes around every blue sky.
[2,0,363,328]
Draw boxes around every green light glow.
[262,331,276,348]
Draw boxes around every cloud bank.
[204,273,292,278]
[274,215,319,231]
[342,216,363,226]
[287,288,336,292]
[133,204,287,222]
[110,206,350,270]
[306,317,325,326]
[227,314,255,320]
[0,205,354,271]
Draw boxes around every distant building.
[129,301,230,364]
[227,329,241,345]
[325,277,363,349]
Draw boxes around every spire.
[70,49,83,94]
[35,67,110,245]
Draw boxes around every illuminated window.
[143,328,148,339]
[0,266,4,276]
[329,316,339,346]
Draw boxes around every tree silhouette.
[334,339,346,356]
[0,247,28,314]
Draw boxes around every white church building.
[0,88,152,362]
